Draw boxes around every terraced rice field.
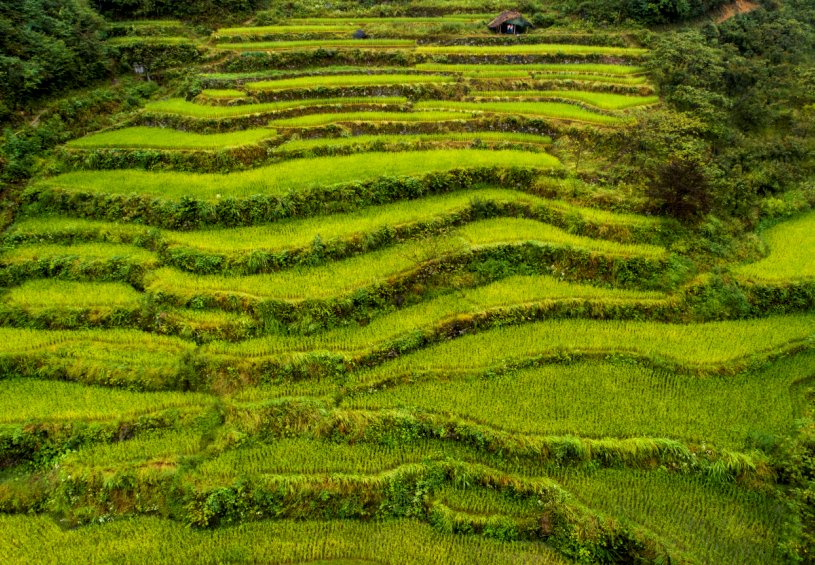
[3,10,813,565]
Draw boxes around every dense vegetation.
[1,0,815,563]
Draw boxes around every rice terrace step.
[1,0,814,563]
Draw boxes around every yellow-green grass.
[275,132,552,152]
[217,24,353,36]
[0,242,159,267]
[145,218,665,302]
[472,90,660,110]
[142,97,408,119]
[196,438,484,479]
[413,100,628,125]
[200,66,408,81]
[0,379,210,424]
[206,274,666,359]
[433,485,542,518]
[268,110,474,127]
[34,150,560,201]
[416,63,646,76]
[7,190,658,250]
[0,327,195,389]
[217,39,416,51]
[556,469,789,564]
[65,126,278,150]
[416,44,648,57]
[469,72,649,85]
[735,209,815,282]
[347,352,815,449]
[348,314,815,386]
[198,88,246,98]
[0,516,567,564]
[3,280,142,312]
[244,74,456,91]
[62,428,203,470]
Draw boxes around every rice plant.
[0,379,210,424]
[34,149,560,201]
[554,468,791,564]
[217,39,416,51]
[346,352,815,449]
[472,91,660,110]
[735,208,815,281]
[275,131,552,152]
[348,313,815,386]
[207,273,666,358]
[66,126,278,150]
[416,44,648,57]
[62,428,204,470]
[415,63,646,76]
[0,516,567,564]
[244,74,456,91]
[197,89,247,99]
[1,242,159,266]
[142,97,408,119]
[268,110,473,127]
[3,280,142,312]
[413,100,629,125]
[145,218,664,302]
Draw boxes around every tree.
[647,156,713,222]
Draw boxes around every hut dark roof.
[487,10,527,29]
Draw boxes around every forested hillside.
[1,0,814,563]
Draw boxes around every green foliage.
[0,0,107,118]
[414,101,630,125]
[66,126,278,150]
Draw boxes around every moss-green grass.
[413,100,629,125]
[244,74,456,91]
[142,97,407,119]
[735,209,815,281]
[34,149,560,201]
[472,90,660,110]
[66,126,278,150]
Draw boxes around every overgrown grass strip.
[142,97,408,119]
[472,91,659,110]
[244,74,456,91]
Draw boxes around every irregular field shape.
[207,274,667,358]
[350,314,815,382]
[555,468,790,564]
[735,208,815,281]
[34,150,561,201]
[0,516,567,564]
[346,354,813,448]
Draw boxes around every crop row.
[0,313,811,392]
[66,126,279,150]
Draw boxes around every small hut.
[487,10,533,34]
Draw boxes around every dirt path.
[714,0,760,23]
